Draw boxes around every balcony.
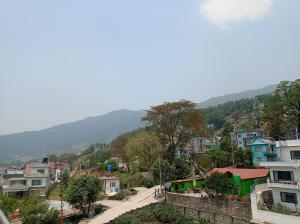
[267,178,300,190]
[259,157,300,168]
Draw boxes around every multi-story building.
[231,130,262,149]
[248,138,275,167]
[187,137,217,154]
[24,162,51,197]
[0,160,51,197]
[259,140,300,211]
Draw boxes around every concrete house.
[248,138,275,167]
[231,130,262,149]
[100,176,120,195]
[24,162,50,197]
[260,140,300,211]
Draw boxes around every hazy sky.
[0,0,299,135]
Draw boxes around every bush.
[115,191,126,201]
[141,177,154,188]
[108,203,193,224]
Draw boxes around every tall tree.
[261,93,285,140]
[109,133,131,171]
[66,174,101,217]
[276,79,300,131]
[143,100,205,160]
[126,132,162,173]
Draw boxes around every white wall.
[269,167,300,182]
[26,177,47,188]
[272,188,300,210]
[104,179,120,194]
[251,187,300,224]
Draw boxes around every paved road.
[88,187,160,224]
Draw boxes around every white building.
[24,162,51,196]
[231,130,262,149]
[259,140,300,211]
[187,137,217,154]
[100,176,120,195]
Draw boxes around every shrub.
[141,177,154,188]
[115,191,126,201]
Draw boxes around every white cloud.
[200,0,273,28]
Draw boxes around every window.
[281,192,297,204]
[256,146,263,152]
[110,182,116,188]
[273,171,293,181]
[37,169,45,174]
[290,151,300,160]
[32,180,42,186]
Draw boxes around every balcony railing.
[267,178,300,189]
[0,208,10,224]
[268,178,297,185]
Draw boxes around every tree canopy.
[126,132,162,173]
[143,100,205,159]
[66,174,101,217]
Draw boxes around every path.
[88,186,160,224]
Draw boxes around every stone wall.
[166,192,251,223]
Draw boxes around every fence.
[171,204,250,224]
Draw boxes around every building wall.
[171,180,204,193]
[26,177,48,188]
[104,179,120,194]
[269,167,300,182]
[271,188,300,210]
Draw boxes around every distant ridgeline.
[0,84,277,165]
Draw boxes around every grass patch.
[47,185,68,200]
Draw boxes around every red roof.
[211,168,269,180]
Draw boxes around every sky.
[0,0,299,135]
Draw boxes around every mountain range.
[0,84,277,164]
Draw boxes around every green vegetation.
[47,185,67,200]
[66,174,102,217]
[204,172,233,194]
[143,100,205,160]
[107,203,194,224]
[0,195,58,224]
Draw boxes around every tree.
[276,80,300,131]
[143,100,205,160]
[0,195,58,224]
[261,93,285,140]
[204,172,232,194]
[109,130,143,171]
[174,157,191,180]
[126,132,162,173]
[198,148,231,170]
[152,159,176,184]
[66,174,101,217]
[61,169,70,187]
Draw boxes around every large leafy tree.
[143,100,205,160]
[261,93,285,140]
[126,132,162,173]
[152,159,176,184]
[276,79,300,131]
[66,174,101,217]
[174,157,191,180]
[204,172,232,194]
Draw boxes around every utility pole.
[59,174,64,224]
[159,156,162,189]
[231,139,235,167]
